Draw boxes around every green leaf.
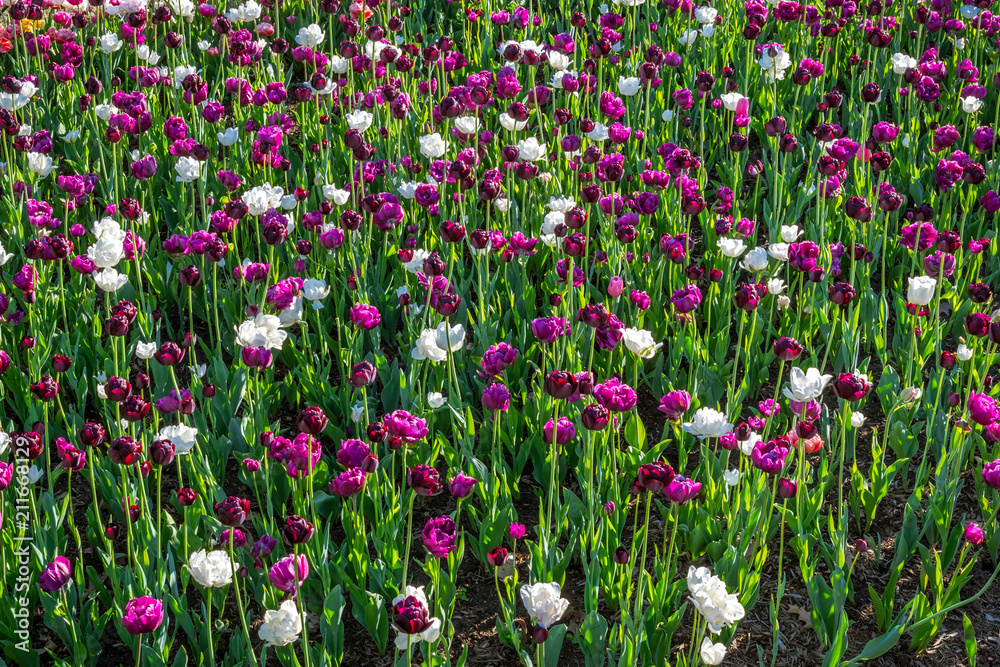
[963,613,977,667]
[624,415,646,451]
[578,611,609,667]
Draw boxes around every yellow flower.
[20,19,46,35]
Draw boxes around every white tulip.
[93,268,128,292]
[427,392,445,409]
[411,329,447,363]
[962,97,983,114]
[547,52,571,71]
[186,549,234,588]
[174,156,203,182]
[694,6,718,23]
[767,277,786,295]
[768,243,789,262]
[907,276,937,306]
[516,137,547,161]
[227,0,261,22]
[851,412,866,428]
[617,76,641,97]
[723,469,741,486]
[0,242,14,266]
[687,567,745,634]
[259,599,302,646]
[346,110,374,132]
[720,92,746,112]
[156,424,199,454]
[587,123,609,142]
[623,328,662,358]
[88,237,126,269]
[135,341,157,360]
[454,116,480,135]
[891,53,917,74]
[403,249,430,274]
[780,225,802,242]
[302,279,330,304]
[217,127,239,146]
[243,184,284,215]
[679,29,699,46]
[435,322,466,352]
[419,133,448,158]
[758,46,792,83]
[99,33,123,53]
[235,313,288,349]
[295,24,325,47]
[499,113,528,132]
[701,637,727,664]
[682,408,735,440]
[717,237,747,258]
[520,583,569,629]
[783,367,833,402]
[27,152,56,178]
[741,247,769,272]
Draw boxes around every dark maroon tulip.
[104,376,132,402]
[30,376,59,402]
[149,440,176,466]
[544,370,578,400]
[108,436,142,465]
[407,464,442,496]
[777,478,797,498]
[214,496,250,527]
[280,515,314,545]
[966,312,990,338]
[613,546,630,564]
[154,342,185,366]
[177,488,198,506]
[486,546,508,566]
[393,596,434,634]
[581,403,610,430]
[52,354,72,373]
[348,361,377,388]
[79,422,106,448]
[637,461,675,492]
[833,372,870,401]
[828,282,856,306]
[969,282,992,303]
[296,406,328,435]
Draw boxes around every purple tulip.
[751,438,789,474]
[481,383,511,412]
[121,597,164,635]
[269,554,309,596]
[337,439,370,469]
[39,556,72,592]
[449,472,477,498]
[543,416,576,445]
[982,459,1000,489]
[349,302,382,330]
[657,390,691,420]
[421,516,457,558]
[384,410,429,443]
[664,476,702,503]
[328,467,367,497]
[594,377,637,413]
[969,393,999,426]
